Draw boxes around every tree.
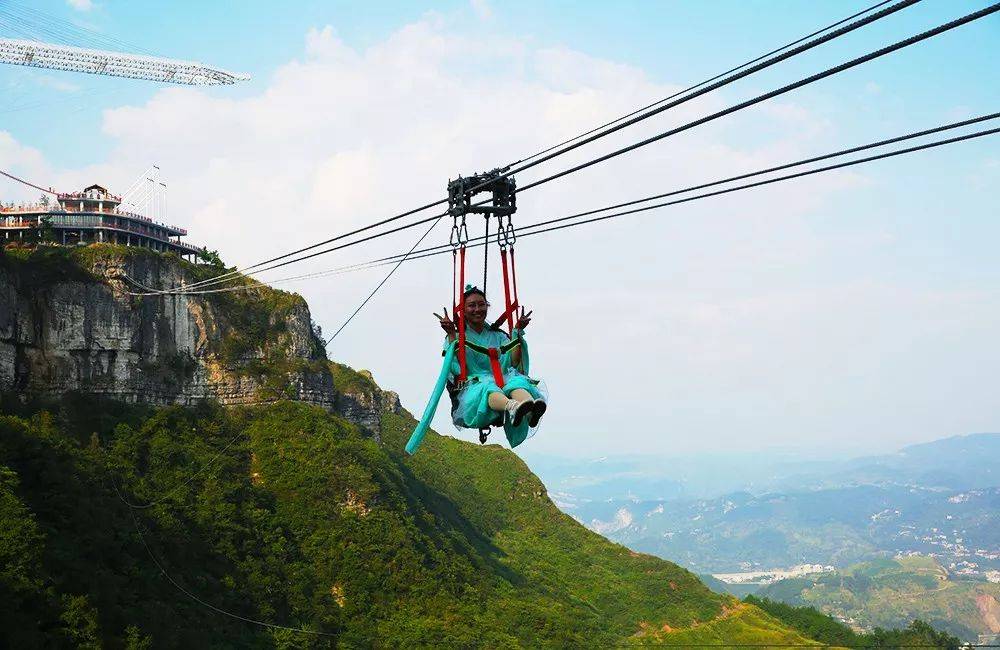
[124,625,153,650]
[198,247,225,268]
[59,595,101,649]
[38,216,57,244]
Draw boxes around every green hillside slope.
[0,393,819,647]
[745,596,962,649]
[381,412,821,647]
[757,556,1000,642]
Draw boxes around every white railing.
[1,214,203,253]
[0,205,187,235]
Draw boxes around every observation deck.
[1,184,203,259]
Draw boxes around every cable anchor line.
[103,466,335,637]
[0,167,59,195]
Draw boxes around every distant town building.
[1,184,202,261]
[711,564,835,585]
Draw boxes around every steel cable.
[149,0,918,295]
[508,0,900,167]
[174,0,988,293]
[515,2,1000,194]
[145,123,1000,356]
[107,477,336,637]
[454,0,924,203]
[159,110,1000,294]
[322,215,445,346]
[313,112,1000,272]
[399,126,1000,267]
[137,113,999,295]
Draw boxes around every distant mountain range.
[529,433,1000,575]
[797,433,1000,491]
[576,483,1000,575]
[529,433,1000,642]
[530,432,1000,500]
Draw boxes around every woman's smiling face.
[464,292,489,327]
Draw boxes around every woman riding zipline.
[405,173,545,455]
[434,285,546,431]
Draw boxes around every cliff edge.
[0,245,399,433]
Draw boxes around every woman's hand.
[515,306,533,331]
[434,307,457,337]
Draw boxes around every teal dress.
[446,325,543,430]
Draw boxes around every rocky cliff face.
[0,246,399,434]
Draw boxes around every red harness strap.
[456,246,468,382]
[487,347,505,388]
[498,247,517,335]
[509,246,519,312]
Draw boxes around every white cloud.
[969,157,1000,189]
[470,0,494,21]
[0,133,55,201]
[35,75,81,93]
[67,0,94,11]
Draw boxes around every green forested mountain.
[0,391,823,647]
[744,596,963,649]
[757,556,1000,642]
[0,244,960,647]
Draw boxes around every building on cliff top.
[1,183,203,261]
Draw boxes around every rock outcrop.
[0,246,399,435]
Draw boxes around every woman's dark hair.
[463,286,486,301]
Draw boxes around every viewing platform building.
[1,184,203,261]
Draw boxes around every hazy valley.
[528,434,1000,641]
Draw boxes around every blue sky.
[2,1,998,458]
[7,1,999,166]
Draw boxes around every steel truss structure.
[0,38,249,85]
